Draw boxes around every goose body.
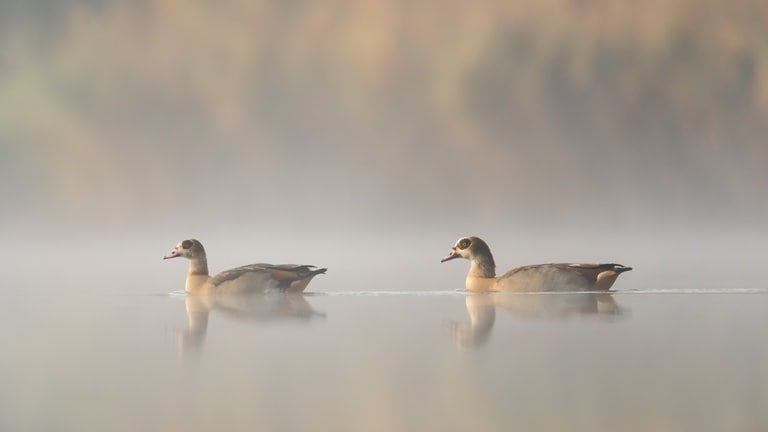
[441,236,631,292]
[164,239,326,295]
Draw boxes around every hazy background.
[1,0,767,290]
[3,4,768,430]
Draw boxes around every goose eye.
[181,240,193,249]
[458,238,471,250]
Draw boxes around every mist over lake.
[1,1,767,430]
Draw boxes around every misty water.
[3,1,768,430]
[2,232,767,431]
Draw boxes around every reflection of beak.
[163,249,180,260]
[441,249,459,263]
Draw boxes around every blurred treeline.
[1,0,767,228]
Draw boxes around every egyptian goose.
[163,239,326,295]
[441,236,631,292]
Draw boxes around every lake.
[1,234,767,431]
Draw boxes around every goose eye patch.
[181,240,193,249]
[458,239,471,249]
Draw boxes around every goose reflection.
[178,292,325,353]
[446,291,625,349]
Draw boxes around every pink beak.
[441,250,460,263]
[163,249,180,260]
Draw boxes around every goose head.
[441,236,497,278]
[441,236,492,263]
[163,239,206,261]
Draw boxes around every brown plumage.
[441,236,631,292]
[164,239,326,295]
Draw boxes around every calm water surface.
[2,252,767,431]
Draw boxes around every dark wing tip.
[612,264,633,273]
